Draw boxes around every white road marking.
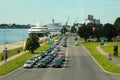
[63,46,68,69]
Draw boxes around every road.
[1,37,120,80]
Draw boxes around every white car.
[54,39,58,42]
[23,60,35,68]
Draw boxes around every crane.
[66,15,70,27]
[73,17,78,25]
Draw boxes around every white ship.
[47,19,62,36]
[28,24,49,37]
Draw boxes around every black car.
[57,56,65,62]
[46,48,52,53]
[37,59,47,68]
[55,46,60,51]
[75,37,78,41]
[30,55,40,62]
[48,53,54,59]
[52,58,63,68]
[39,52,46,58]
[62,42,67,47]
[51,50,58,57]
[44,56,52,64]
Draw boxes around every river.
[0,29,29,44]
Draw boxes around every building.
[85,15,100,25]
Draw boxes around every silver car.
[23,60,35,68]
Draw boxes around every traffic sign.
[108,54,112,61]
[108,57,112,61]
[100,39,104,46]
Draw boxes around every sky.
[0,0,120,25]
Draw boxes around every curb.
[81,43,120,75]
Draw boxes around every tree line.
[77,17,120,41]
[60,17,120,41]
[0,23,31,29]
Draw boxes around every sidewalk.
[96,46,120,67]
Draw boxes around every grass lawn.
[0,47,23,62]
[102,42,120,59]
[0,43,52,75]
[81,40,120,73]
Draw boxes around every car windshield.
[25,62,33,64]
[40,60,45,63]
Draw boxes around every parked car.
[46,48,52,53]
[57,56,65,62]
[75,37,78,41]
[23,60,35,68]
[44,56,52,64]
[39,52,46,58]
[52,58,62,68]
[55,46,60,51]
[51,50,58,57]
[48,53,54,59]
[57,52,65,61]
[62,42,67,47]
[58,52,65,57]
[37,59,47,68]
[30,55,39,62]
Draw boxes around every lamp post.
[3,27,7,72]
[3,48,8,72]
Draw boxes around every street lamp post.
[3,48,8,72]
[3,27,7,73]
[3,26,9,73]
[4,27,7,72]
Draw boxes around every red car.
[57,52,65,61]
[58,52,65,57]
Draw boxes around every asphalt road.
[1,37,120,80]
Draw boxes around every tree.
[77,23,104,42]
[70,25,77,33]
[77,24,91,41]
[114,17,120,35]
[103,23,118,41]
[93,24,103,41]
[25,33,40,53]
[61,25,68,34]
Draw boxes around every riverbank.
[0,41,24,53]
[0,37,48,52]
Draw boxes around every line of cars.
[62,36,68,47]
[23,36,67,68]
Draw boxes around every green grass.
[0,42,52,75]
[82,41,120,73]
[0,35,61,75]
[79,38,85,42]
[0,47,23,62]
[102,42,120,59]
[0,52,34,75]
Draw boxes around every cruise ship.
[47,22,62,36]
[28,24,49,37]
